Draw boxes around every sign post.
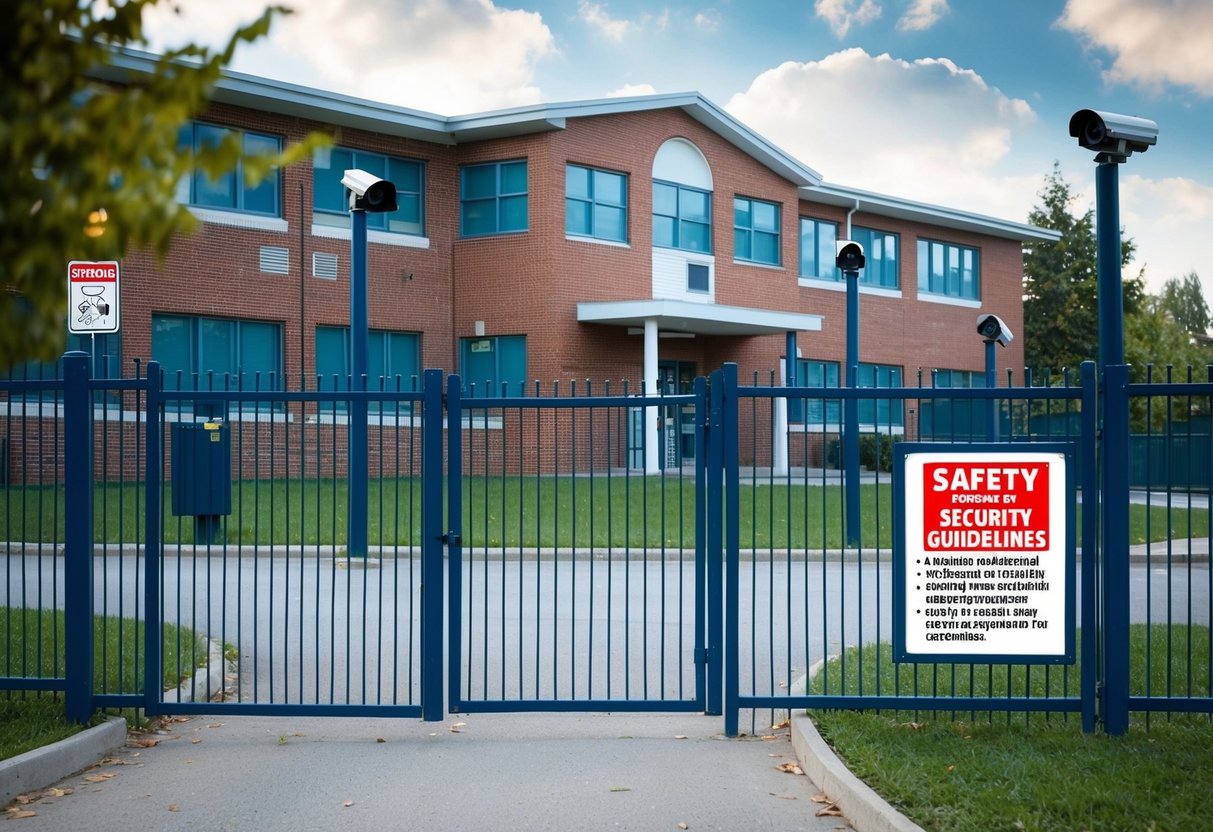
[894,443,1075,664]
[68,260,120,335]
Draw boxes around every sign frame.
[892,442,1076,665]
[67,260,120,335]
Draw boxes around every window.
[799,218,839,280]
[460,335,527,394]
[918,239,980,300]
[851,226,899,289]
[857,363,904,427]
[918,369,988,440]
[653,181,711,253]
[178,122,281,216]
[2,332,121,403]
[314,326,421,410]
[152,315,282,398]
[566,165,627,242]
[313,148,424,235]
[461,161,528,237]
[789,359,841,424]
[734,197,780,265]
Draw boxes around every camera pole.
[844,265,860,548]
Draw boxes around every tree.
[1022,164,1144,375]
[1158,272,1210,336]
[2,0,317,367]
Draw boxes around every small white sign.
[68,260,120,334]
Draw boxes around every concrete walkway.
[0,712,900,832]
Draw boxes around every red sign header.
[922,462,1051,551]
[69,262,118,282]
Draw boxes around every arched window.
[652,139,713,254]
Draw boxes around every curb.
[0,716,127,806]
[790,712,924,832]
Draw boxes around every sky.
[142,0,1213,306]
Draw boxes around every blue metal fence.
[4,353,1210,735]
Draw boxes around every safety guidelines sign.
[68,260,120,334]
[893,443,1075,664]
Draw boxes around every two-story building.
[71,50,1053,473]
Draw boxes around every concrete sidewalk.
[1,712,882,832]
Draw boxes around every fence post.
[706,369,723,717]
[1079,360,1098,733]
[143,361,163,716]
[1101,363,1131,735]
[421,368,445,720]
[720,364,740,738]
[446,373,463,711]
[63,352,94,723]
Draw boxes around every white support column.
[644,318,660,474]
[773,358,789,476]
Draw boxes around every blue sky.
[144,0,1213,305]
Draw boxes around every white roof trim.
[577,299,823,336]
[804,183,1061,243]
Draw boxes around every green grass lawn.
[809,625,1213,832]
[0,607,207,761]
[2,478,1207,548]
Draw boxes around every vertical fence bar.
[1080,361,1098,733]
[63,352,94,723]
[447,373,463,712]
[143,362,163,715]
[720,364,740,737]
[421,368,444,720]
[706,369,724,717]
[1101,363,1131,735]
[694,376,708,708]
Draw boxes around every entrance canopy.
[576,299,823,336]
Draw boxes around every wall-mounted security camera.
[1068,109,1158,162]
[976,313,1013,348]
[835,240,865,273]
[341,168,398,213]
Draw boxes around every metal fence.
[2,354,1209,735]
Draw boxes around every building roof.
[99,47,1056,243]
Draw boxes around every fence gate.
[142,366,446,719]
[445,376,710,714]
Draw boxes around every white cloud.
[815,0,883,38]
[725,49,1038,220]
[607,83,659,98]
[1057,0,1213,95]
[142,0,557,114]
[694,9,723,31]
[579,1,634,42]
[897,0,949,32]
[1117,174,1213,294]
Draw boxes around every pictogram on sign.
[68,260,120,334]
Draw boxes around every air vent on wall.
[259,246,290,275]
[313,252,339,280]
[687,262,709,293]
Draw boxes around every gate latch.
[441,531,462,546]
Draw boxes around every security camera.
[341,168,398,213]
[835,240,865,273]
[976,313,1013,348]
[1068,109,1158,161]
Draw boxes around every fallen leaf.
[13,794,36,805]
[208,723,224,729]
[5,808,36,819]
[816,802,843,817]
[673,735,688,740]
[678,823,689,830]
[191,738,202,744]
[128,737,159,748]
[84,773,116,783]
[376,737,386,744]
[609,787,631,793]
[343,800,354,808]
[45,788,72,798]
[449,722,466,733]
[761,734,777,741]
[811,794,831,804]
[168,803,179,812]
[947,765,955,773]
[775,794,797,801]
[775,762,804,776]
[771,719,790,730]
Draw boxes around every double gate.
[17,353,1211,733]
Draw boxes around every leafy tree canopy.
[1022,163,1143,375]
[1158,272,1210,336]
[2,0,321,367]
